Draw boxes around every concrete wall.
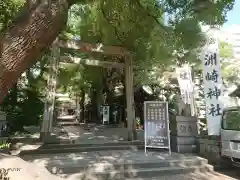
[197,135,221,165]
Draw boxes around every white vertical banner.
[201,31,223,135]
[176,64,194,104]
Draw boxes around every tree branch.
[100,0,125,45]
[133,0,168,35]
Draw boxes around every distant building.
[220,25,240,58]
[202,25,240,58]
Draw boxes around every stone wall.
[170,116,198,153]
[197,135,221,165]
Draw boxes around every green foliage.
[0,0,24,32]
[219,41,240,85]
[0,0,235,129]
[58,63,86,95]
[164,0,234,25]
[64,0,234,87]
[220,41,233,59]
[1,85,44,132]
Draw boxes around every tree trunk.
[0,0,70,103]
[90,89,98,123]
[79,88,85,123]
[9,83,18,112]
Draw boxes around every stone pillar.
[40,39,59,141]
[124,55,137,141]
[170,116,198,153]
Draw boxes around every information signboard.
[144,101,171,154]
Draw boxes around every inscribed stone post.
[201,30,223,135]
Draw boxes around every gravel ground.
[217,169,240,179]
[0,154,64,180]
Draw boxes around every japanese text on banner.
[176,65,194,104]
[202,39,223,135]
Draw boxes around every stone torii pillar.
[40,39,59,141]
[125,54,137,141]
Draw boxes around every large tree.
[0,0,71,103]
[0,0,235,103]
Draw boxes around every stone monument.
[170,95,198,153]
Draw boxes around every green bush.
[1,86,44,133]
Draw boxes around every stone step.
[45,158,208,175]
[39,141,144,149]
[123,171,236,180]
[19,144,144,155]
[58,123,80,126]
[22,150,213,179]
[58,165,213,180]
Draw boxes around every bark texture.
[0,0,69,103]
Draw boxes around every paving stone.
[96,151,111,157]
[15,121,238,180]
[109,150,124,158]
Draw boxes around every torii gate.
[40,39,137,141]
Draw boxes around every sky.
[224,1,240,27]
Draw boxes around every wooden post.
[125,54,137,141]
[40,39,59,141]
[48,42,59,131]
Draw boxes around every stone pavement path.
[9,125,70,155]
[10,124,144,154]
[57,115,144,144]
[11,116,143,152]
[59,119,144,144]
[62,124,144,144]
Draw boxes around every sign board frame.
[102,105,110,124]
[144,101,171,155]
